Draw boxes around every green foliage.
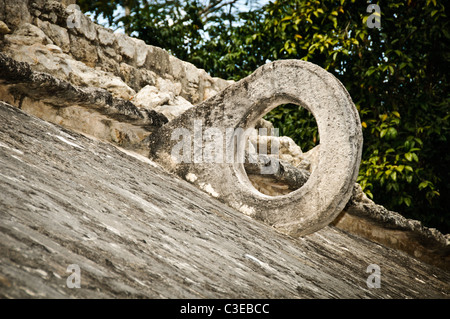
[78,0,253,70]
[230,0,450,233]
[263,104,318,152]
[80,0,450,233]
[78,0,139,33]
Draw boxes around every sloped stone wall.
[0,0,448,271]
[1,101,449,298]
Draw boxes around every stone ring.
[149,60,363,237]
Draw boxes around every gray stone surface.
[0,0,31,29]
[335,184,450,270]
[244,154,310,191]
[1,0,448,271]
[0,101,449,298]
[149,60,363,237]
[0,0,232,108]
[0,0,448,295]
[0,53,167,128]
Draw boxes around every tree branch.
[199,0,240,19]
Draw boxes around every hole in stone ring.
[244,103,320,196]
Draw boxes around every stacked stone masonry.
[0,0,232,110]
[0,0,448,274]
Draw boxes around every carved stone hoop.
[149,60,363,237]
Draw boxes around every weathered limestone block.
[245,155,310,190]
[0,0,32,30]
[61,0,76,5]
[0,52,167,127]
[144,45,172,76]
[36,19,70,53]
[149,60,363,237]
[333,184,450,270]
[75,11,97,42]
[168,54,228,104]
[119,62,150,93]
[96,25,115,46]
[2,32,135,100]
[133,84,193,121]
[102,45,120,61]
[0,21,11,34]
[132,38,149,68]
[214,77,235,92]
[139,69,157,88]
[2,25,71,78]
[72,65,136,100]
[115,33,136,64]
[203,86,218,101]
[68,33,97,67]
[169,55,186,80]
[133,85,172,109]
[202,75,233,101]
[303,145,320,173]
[154,96,193,121]
[255,118,274,130]
[38,2,60,24]
[4,23,52,46]
[96,47,120,75]
[248,134,307,168]
[30,1,73,27]
[156,77,182,96]
[182,61,202,103]
[236,124,314,196]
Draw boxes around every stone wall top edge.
[0,0,233,102]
